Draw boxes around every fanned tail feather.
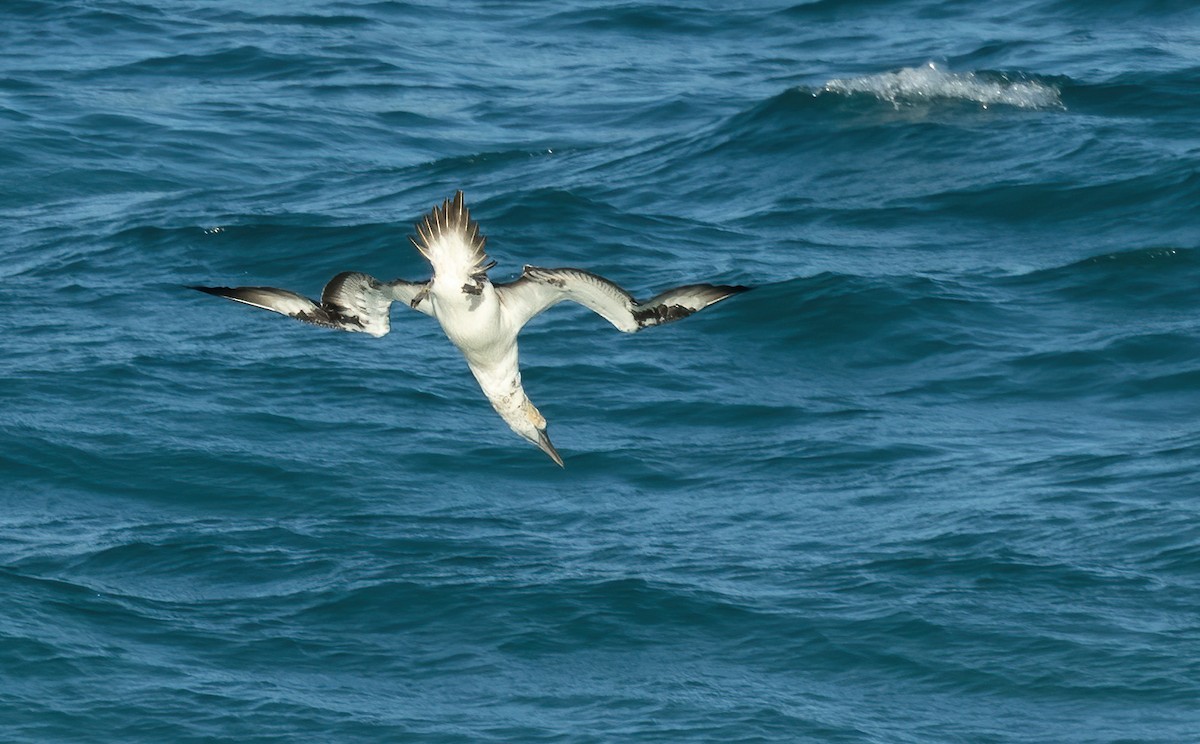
[408,190,491,279]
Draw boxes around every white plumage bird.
[192,192,748,466]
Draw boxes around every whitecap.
[821,62,1063,110]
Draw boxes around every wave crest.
[821,62,1063,110]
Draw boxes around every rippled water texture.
[2,1,1199,742]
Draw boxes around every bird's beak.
[537,430,564,468]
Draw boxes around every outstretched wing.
[496,265,748,333]
[192,271,405,337]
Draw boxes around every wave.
[695,63,1066,144]
[88,45,401,83]
[1059,67,1200,119]
[609,61,1074,210]
[538,5,717,34]
[1036,0,1200,19]
[819,62,1064,110]
[1003,246,1199,302]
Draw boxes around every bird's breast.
[432,283,510,357]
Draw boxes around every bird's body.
[192,192,747,465]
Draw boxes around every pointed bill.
[536,429,564,468]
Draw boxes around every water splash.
[821,62,1063,110]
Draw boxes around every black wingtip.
[189,285,224,296]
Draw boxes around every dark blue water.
[3,1,1199,741]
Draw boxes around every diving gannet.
[192,192,748,466]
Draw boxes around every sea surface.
[2,1,1199,741]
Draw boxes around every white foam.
[821,62,1062,110]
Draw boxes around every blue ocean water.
[3,0,1199,741]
